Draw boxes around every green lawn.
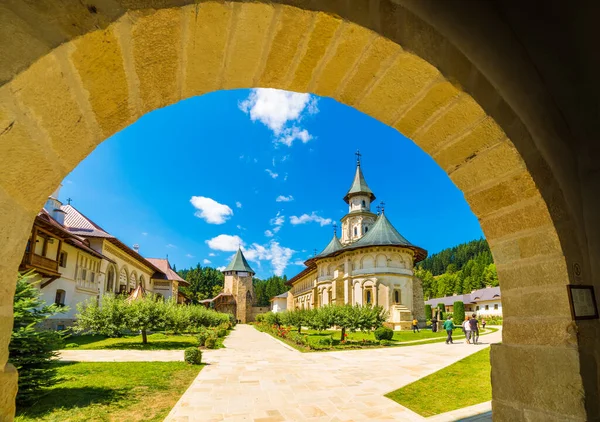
[385,348,491,417]
[64,333,199,350]
[15,361,202,422]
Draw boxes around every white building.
[270,292,288,313]
[286,153,428,330]
[20,187,188,329]
[424,286,502,317]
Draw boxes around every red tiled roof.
[146,258,188,286]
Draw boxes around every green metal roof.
[224,248,255,274]
[343,164,376,203]
[346,212,428,262]
[352,212,412,247]
[316,234,343,258]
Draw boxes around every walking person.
[469,313,480,344]
[412,317,420,333]
[431,314,438,333]
[482,319,486,330]
[444,316,454,344]
[462,316,472,344]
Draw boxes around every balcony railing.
[22,253,59,273]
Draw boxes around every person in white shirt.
[462,316,472,344]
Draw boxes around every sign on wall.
[567,285,599,320]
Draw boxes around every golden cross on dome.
[355,150,362,166]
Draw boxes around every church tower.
[222,248,255,323]
[340,151,378,245]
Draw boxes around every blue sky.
[59,88,483,278]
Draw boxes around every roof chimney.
[133,244,140,253]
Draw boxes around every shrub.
[64,343,80,348]
[196,327,210,346]
[380,339,394,346]
[374,326,394,341]
[216,328,227,338]
[287,332,306,346]
[453,301,465,327]
[425,304,432,320]
[10,271,66,404]
[204,336,217,349]
[184,347,202,365]
[255,313,265,323]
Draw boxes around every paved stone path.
[165,325,501,422]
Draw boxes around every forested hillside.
[416,238,498,300]
[177,265,289,306]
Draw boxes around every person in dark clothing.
[443,317,454,344]
[431,316,438,333]
[469,313,480,344]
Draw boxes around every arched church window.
[366,289,372,304]
[55,289,66,306]
[394,290,400,304]
[354,227,358,236]
[106,266,115,292]
[362,200,366,208]
[365,226,368,233]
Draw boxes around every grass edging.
[385,348,492,417]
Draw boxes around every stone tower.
[340,151,378,245]
[222,248,255,323]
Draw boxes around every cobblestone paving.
[165,325,502,422]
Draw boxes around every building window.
[81,268,87,281]
[394,290,400,304]
[55,289,66,306]
[354,227,358,236]
[365,226,368,233]
[494,304,498,310]
[485,305,489,310]
[59,251,68,268]
[362,200,366,208]
[476,306,480,311]
[366,289,372,304]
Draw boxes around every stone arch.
[106,264,117,293]
[118,266,128,293]
[360,254,375,270]
[375,254,387,268]
[129,270,138,291]
[0,2,596,420]
[139,275,146,289]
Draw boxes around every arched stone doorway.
[0,2,598,421]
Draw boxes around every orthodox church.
[286,153,428,329]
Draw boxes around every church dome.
[223,248,255,274]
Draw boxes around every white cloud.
[236,225,245,230]
[265,169,279,179]
[244,240,295,276]
[239,88,318,147]
[206,234,243,252]
[276,127,312,147]
[203,259,212,264]
[290,212,332,227]
[269,211,285,233]
[264,230,274,238]
[141,232,148,236]
[166,244,177,248]
[217,266,226,272]
[190,196,234,224]
[236,201,242,209]
[276,195,294,202]
[208,252,216,257]
[186,253,194,258]
[293,260,306,266]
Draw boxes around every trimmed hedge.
[184,347,202,365]
[453,301,465,326]
[204,337,217,349]
[374,326,394,341]
[437,303,445,320]
[425,304,432,320]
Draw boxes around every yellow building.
[287,154,428,329]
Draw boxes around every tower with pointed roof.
[222,248,256,323]
[285,152,428,330]
[340,151,378,245]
